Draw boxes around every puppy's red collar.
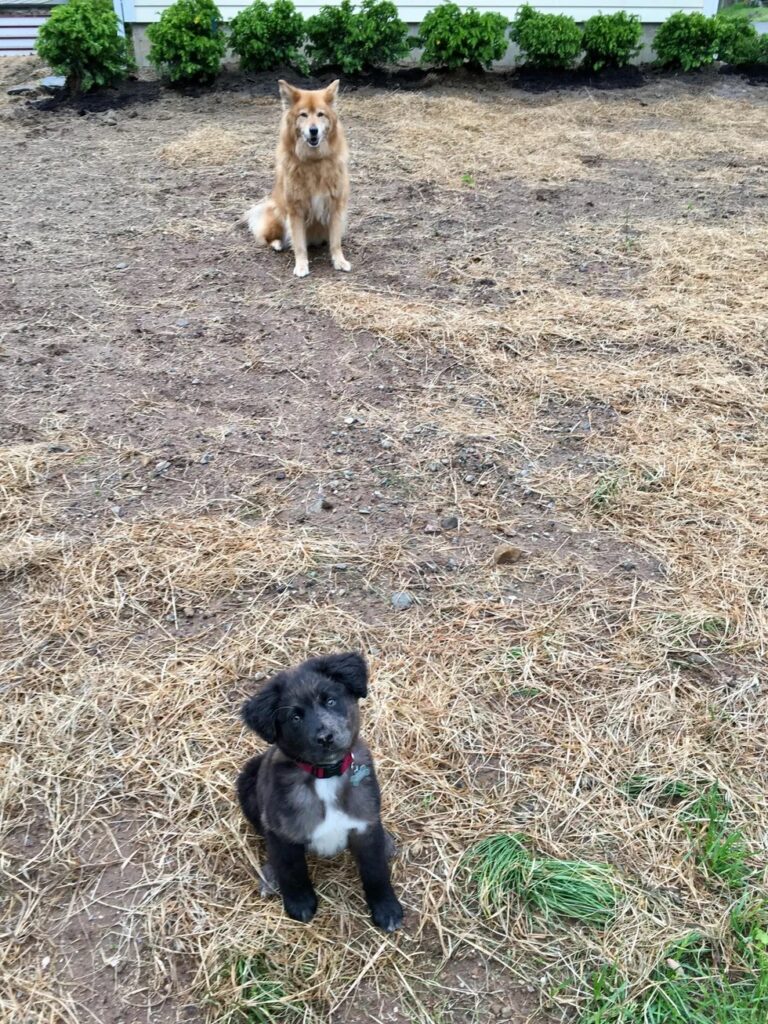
[295,751,354,779]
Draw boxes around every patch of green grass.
[717,2,768,23]
[684,784,752,890]
[621,774,692,802]
[461,171,475,186]
[590,474,623,511]
[228,956,304,1024]
[583,928,768,1024]
[470,833,620,925]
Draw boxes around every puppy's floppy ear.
[323,79,340,105]
[241,673,285,743]
[278,79,298,110]
[308,652,368,699]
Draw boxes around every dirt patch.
[2,69,767,1024]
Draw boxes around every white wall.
[125,0,718,24]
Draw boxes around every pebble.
[428,461,441,472]
[176,318,190,328]
[275,470,287,480]
[424,522,440,534]
[440,515,459,530]
[464,474,476,483]
[114,262,128,270]
[7,82,37,96]
[494,544,526,566]
[154,460,171,474]
[199,452,214,465]
[391,591,414,611]
[380,438,393,449]
[40,75,66,91]
[309,496,334,513]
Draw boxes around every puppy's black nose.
[317,731,334,747]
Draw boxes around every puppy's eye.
[326,697,336,707]
[291,711,302,722]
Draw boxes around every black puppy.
[237,652,403,932]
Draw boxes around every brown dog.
[242,79,351,278]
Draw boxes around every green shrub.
[418,3,509,71]
[653,11,718,71]
[35,0,133,95]
[511,3,582,70]
[305,0,411,74]
[146,0,226,84]
[581,11,643,72]
[229,0,306,73]
[714,12,762,65]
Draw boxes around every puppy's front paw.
[369,893,403,932]
[283,890,317,923]
[293,261,310,278]
[332,255,352,272]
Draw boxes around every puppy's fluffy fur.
[237,653,403,932]
[241,79,351,279]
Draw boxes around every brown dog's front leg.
[289,214,309,278]
[329,211,351,273]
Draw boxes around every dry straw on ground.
[2,81,768,1024]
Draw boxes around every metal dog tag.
[350,764,371,786]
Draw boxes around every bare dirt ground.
[1,57,767,1024]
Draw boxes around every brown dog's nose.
[309,125,319,138]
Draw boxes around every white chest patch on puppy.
[310,194,331,224]
[309,776,368,857]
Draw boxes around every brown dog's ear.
[278,79,298,109]
[323,79,340,105]
[241,673,284,742]
[307,652,368,699]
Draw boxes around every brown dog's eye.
[298,112,308,118]
[317,112,325,118]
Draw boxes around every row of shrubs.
[37,0,768,93]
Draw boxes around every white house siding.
[0,14,49,55]
[127,0,718,23]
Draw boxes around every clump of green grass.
[471,833,621,925]
[227,955,304,1024]
[590,474,624,511]
[621,774,692,803]
[583,926,768,1024]
[684,784,752,890]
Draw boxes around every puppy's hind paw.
[259,861,280,897]
[270,239,284,252]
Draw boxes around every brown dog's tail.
[238,200,287,250]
